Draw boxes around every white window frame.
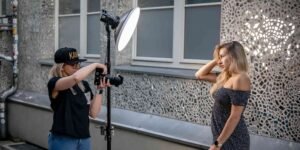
[132,0,221,69]
[54,0,101,58]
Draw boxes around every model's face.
[218,48,231,71]
[62,63,80,76]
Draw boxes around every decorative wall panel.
[113,0,300,142]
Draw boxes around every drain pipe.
[0,54,13,62]
[0,0,18,139]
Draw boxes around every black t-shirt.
[47,77,94,138]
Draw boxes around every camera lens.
[94,68,124,87]
[106,75,123,87]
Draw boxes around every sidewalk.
[0,141,45,150]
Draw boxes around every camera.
[94,68,124,87]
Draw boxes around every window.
[134,0,221,69]
[0,0,6,15]
[55,0,101,57]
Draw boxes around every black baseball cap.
[54,47,87,64]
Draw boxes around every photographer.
[47,47,109,150]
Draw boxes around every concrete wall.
[7,91,300,150]
[0,30,13,92]
[0,0,299,147]
[17,0,55,93]
[7,95,200,150]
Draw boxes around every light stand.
[99,8,140,150]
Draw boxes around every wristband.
[214,140,222,148]
[97,89,103,94]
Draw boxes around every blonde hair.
[49,63,64,79]
[49,63,85,92]
[210,41,248,94]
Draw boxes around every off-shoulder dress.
[211,87,250,150]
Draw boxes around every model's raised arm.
[195,59,218,83]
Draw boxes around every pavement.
[0,141,45,150]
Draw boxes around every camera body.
[94,68,124,87]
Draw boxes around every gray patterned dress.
[211,87,250,150]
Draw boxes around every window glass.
[1,0,6,15]
[59,16,80,50]
[136,9,173,58]
[87,14,101,54]
[138,0,174,8]
[135,0,221,67]
[184,5,220,60]
[88,0,100,12]
[59,0,80,14]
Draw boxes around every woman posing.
[195,41,251,150]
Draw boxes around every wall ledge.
[7,90,300,150]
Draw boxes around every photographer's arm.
[54,63,107,91]
[89,92,102,118]
[89,78,109,118]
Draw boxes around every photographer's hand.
[97,63,107,74]
[97,77,111,89]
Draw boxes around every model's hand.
[211,46,221,68]
[209,145,220,150]
[213,46,220,62]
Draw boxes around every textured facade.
[17,0,55,94]
[112,72,214,124]
[220,0,300,142]
[0,0,55,94]
[112,0,300,142]
[0,31,13,92]
[0,0,299,144]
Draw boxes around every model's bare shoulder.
[232,73,251,91]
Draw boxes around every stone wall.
[0,31,13,92]
[221,0,300,142]
[112,72,213,125]
[113,0,300,142]
[17,0,55,94]
[0,0,56,95]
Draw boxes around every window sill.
[39,58,53,66]
[114,65,199,79]
[39,59,218,80]
[39,58,102,67]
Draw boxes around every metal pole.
[105,23,112,150]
